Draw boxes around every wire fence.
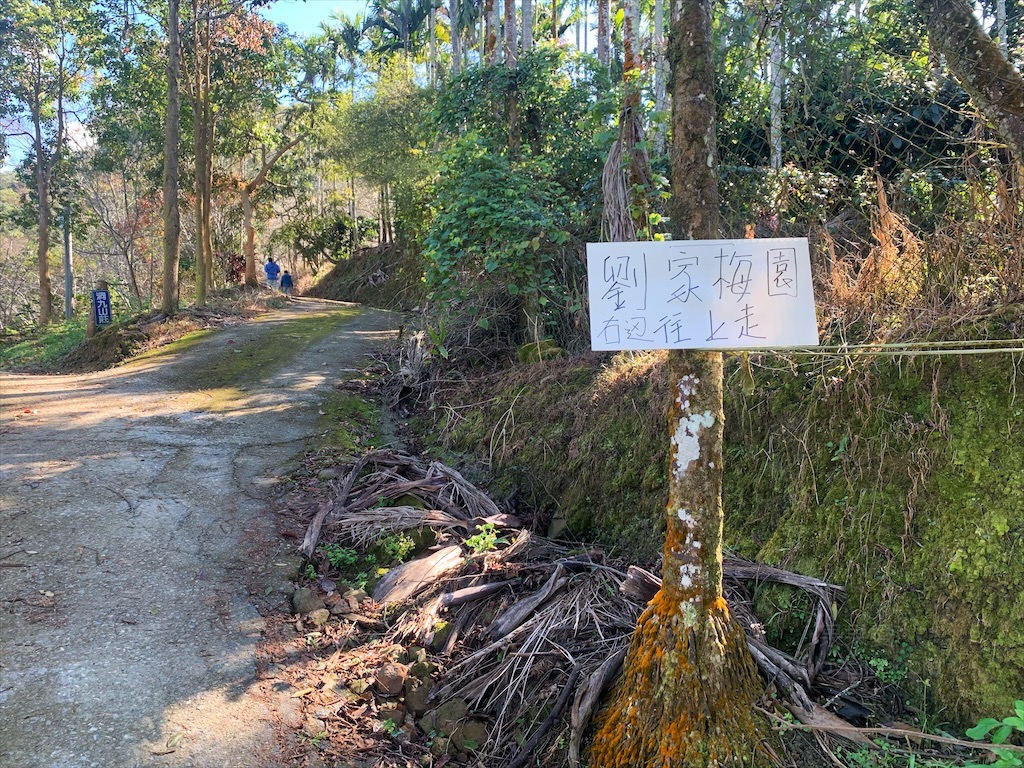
[710,3,1023,349]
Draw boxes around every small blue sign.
[92,290,112,326]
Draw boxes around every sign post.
[587,238,818,350]
[88,280,112,337]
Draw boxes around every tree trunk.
[124,245,144,309]
[915,0,1024,166]
[63,201,73,320]
[551,0,558,41]
[522,0,532,51]
[452,0,462,75]
[36,170,52,326]
[589,1,771,765]
[162,0,182,315]
[597,0,609,67]
[485,0,498,63]
[504,0,517,67]
[429,5,437,85]
[194,100,207,304]
[653,0,667,152]
[241,186,256,280]
[769,9,783,170]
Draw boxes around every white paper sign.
[587,238,819,351]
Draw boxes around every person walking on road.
[280,270,294,297]
[264,257,281,290]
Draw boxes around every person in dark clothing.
[280,270,294,296]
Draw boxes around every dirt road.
[0,300,398,768]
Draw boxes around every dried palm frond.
[325,506,469,547]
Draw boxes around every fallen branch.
[507,664,581,768]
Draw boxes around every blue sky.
[260,0,371,37]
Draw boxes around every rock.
[406,646,428,664]
[318,467,341,480]
[378,706,405,724]
[404,676,433,715]
[348,678,370,695]
[343,587,369,604]
[304,716,326,738]
[418,698,468,736]
[307,608,330,627]
[450,720,488,752]
[429,622,453,652]
[271,553,307,581]
[292,587,326,616]
[430,736,450,756]
[374,663,409,696]
[410,661,437,679]
[277,695,304,730]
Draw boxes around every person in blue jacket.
[264,257,281,289]
[280,270,294,296]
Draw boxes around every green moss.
[735,348,1024,723]
[437,319,1023,723]
[317,390,387,453]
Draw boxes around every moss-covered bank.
[306,243,426,311]
[436,315,1023,723]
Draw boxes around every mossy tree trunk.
[589,0,770,765]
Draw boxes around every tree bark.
[504,0,517,67]
[915,0,1024,166]
[588,0,770,765]
[36,163,52,326]
[451,0,462,75]
[596,0,609,67]
[241,134,305,284]
[63,201,73,320]
[162,0,182,315]
[522,0,532,51]
[485,0,498,63]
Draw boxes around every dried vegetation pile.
[268,449,1014,768]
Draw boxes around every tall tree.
[1,0,98,325]
[522,0,533,50]
[162,0,183,314]
[238,132,306,283]
[504,0,517,67]
[596,0,609,67]
[588,0,771,765]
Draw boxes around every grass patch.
[0,320,88,371]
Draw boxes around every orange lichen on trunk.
[589,591,767,768]
[589,352,771,768]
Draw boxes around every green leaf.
[967,719,1000,740]
[507,284,520,296]
[477,318,490,330]
[992,724,1013,745]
